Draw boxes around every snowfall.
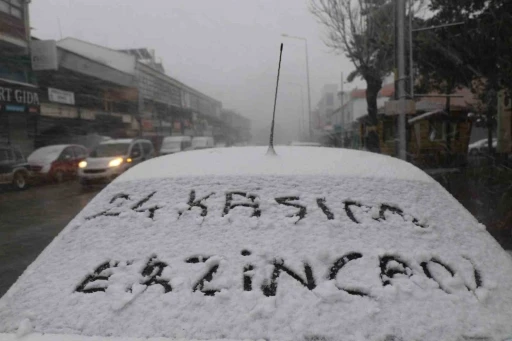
[1,147,512,341]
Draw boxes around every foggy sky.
[31,0,365,143]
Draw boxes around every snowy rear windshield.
[1,175,512,341]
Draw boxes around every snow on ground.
[1,148,512,341]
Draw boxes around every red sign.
[142,119,153,131]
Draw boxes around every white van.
[160,136,192,155]
[191,136,214,150]
[78,138,154,186]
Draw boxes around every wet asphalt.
[0,182,101,298]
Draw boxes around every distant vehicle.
[159,136,192,155]
[28,144,88,183]
[468,138,497,155]
[290,141,322,147]
[2,147,512,341]
[0,144,31,190]
[78,138,154,186]
[191,136,214,150]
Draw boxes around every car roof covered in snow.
[1,147,512,341]
[100,138,135,145]
[115,146,434,183]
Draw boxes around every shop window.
[10,6,20,18]
[447,122,459,140]
[428,121,444,141]
[0,0,23,19]
[0,1,9,14]
[383,119,395,142]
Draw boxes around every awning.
[408,110,447,124]
[0,77,38,89]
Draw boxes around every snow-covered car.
[468,138,497,155]
[1,147,512,341]
[159,136,192,155]
[28,144,88,183]
[191,136,214,150]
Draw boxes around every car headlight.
[78,161,87,169]
[108,158,123,168]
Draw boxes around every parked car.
[191,136,214,150]
[28,144,88,183]
[1,147,512,341]
[0,144,31,190]
[159,136,192,155]
[468,138,497,155]
[78,138,154,186]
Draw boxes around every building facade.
[333,83,394,148]
[220,109,251,145]
[315,84,340,131]
[0,0,39,154]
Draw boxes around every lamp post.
[286,82,305,140]
[282,34,313,141]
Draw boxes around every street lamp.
[282,33,313,141]
[286,82,305,140]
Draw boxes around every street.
[0,182,101,298]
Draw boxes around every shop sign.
[41,103,78,119]
[5,105,24,112]
[48,87,75,105]
[0,85,40,106]
[122,114,132,124]
[142,119,153,130]
[31,40,59,71]
[0,104,38,113]
[80,109,95,120]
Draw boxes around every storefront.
[0,79,40,155]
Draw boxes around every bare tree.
[310,0,396,152]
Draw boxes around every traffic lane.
[0,182,101,298]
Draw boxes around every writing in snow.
[84,190,427,227]
[75,252,484,299]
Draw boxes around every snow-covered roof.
[116,147,434,183]
[1,147,512,341]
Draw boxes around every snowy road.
[0,182,101,298]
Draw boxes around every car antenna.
[267,43,283,156]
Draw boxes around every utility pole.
[397,0,407,160]
[340,72,345,146]
[408,0,414,98]
[304,42,313,141]
[282,34,313,141]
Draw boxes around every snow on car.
[1,147,512,341]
